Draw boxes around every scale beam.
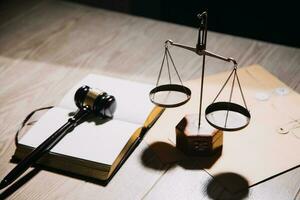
[165,40,238,67]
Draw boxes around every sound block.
[175,114,223,156]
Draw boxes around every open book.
[13,74,164,182]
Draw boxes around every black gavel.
[74,85,116,118]
[0,86,116,189]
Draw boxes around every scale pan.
[149,84,191,108]
[205,101,251,131]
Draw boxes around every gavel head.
[74,85,116,118]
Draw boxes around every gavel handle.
[0,107,91,189]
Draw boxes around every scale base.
[175,114,223,156]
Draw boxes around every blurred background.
[1,0,299,47]
[68,0,300,47]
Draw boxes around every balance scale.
[149,11,251,155]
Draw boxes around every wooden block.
[175,114,223,156]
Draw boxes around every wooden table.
[0,1,299,199]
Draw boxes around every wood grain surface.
[0,0,299,199]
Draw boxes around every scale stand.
[149,11,251,156]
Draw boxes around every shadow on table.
[206,172,249,200]
[141,141,222,170]
[141,141,249,200]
